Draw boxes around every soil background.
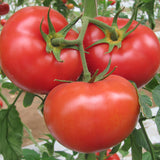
[1,20,160,147]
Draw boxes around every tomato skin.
[0,6,82,94]
[0,19,7,26]
[0,2,9,15]
[108,0,116,5]
[66,3,74,9]
[96,149,120,160]
[84,17,160,88]
[0,100,3,108]
[44,75,140,153]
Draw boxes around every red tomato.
[44,75,140,153]
[66,3,74,9]
[108,0,116,5]
[0,2,9,15]
[0,100,3,108]
[62,0,67,3]
[0,19,7,26]
[83,17,160,88]
[0,6,82,94]
[96,149,120,160]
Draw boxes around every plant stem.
[10,90,23,107]
[139,116,155,160]
[83,0,98,18]
[0,91,10,106]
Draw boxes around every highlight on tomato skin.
[44,75,140,153]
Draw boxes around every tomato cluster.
[0,4,160,155]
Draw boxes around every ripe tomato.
[96,149,120,160]
[0,6,82,94]
[66,3,74,9]
[62,0,67,3]
[44,75,140,153]
[0,2,9,15]
[0,19,7,26]
[84,17,160,88]
[108,0,116,5]
[0,100,3,108]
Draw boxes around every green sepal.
[59,14,82,36]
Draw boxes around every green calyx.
[40,8,81,62]
[86,2,143,53]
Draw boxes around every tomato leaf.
[110,143,121,154]
[139,94,152,118]
[155,108,160,134]
[54,151,74,160]
[22,149,40,160]
[86,153,97,160]
[140,0,155,29]
[1,81,20,94]
[119,137,131,157]
[142,152,152,160]
[23,92,35,107]
[17,0,24,6]
[152,85,160,107]
[132,129,150,151]
[76,153,85,160]
[0,106,23,160]
[130,133,142,160]
[153,143,160,160]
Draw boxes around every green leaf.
[153,143,160,160]
[0,106,23,160]
[145,76,159,90]
[142,152,152,160]
[110,143,121,154]
[139,94,152,118]
[22,149,40,160]
[55,151,74,160]
[130,134,142,160]
[140,0,155,29]
[119,137,131,157]
[17,0,24,6]
[152,85,160,107]
[76,153,85,160]
[86,153,96,160]
[1,82,20,94]
[155,108,160,134]
[23,92,35,107]
[132,129,150,151]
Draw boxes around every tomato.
[0,19,7,26]
[44,75,140,153]
[0,100,3,108]
[83,17,160,88]
[0,2,9,15]
[66,3,74,9]
[108,0,116,5]
[96,149,120,160]
[62,0,67,3]
[0,6,82,94]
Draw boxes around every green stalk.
[139,117,156,160]
[0,91,10,107]
[83,0,98,18]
